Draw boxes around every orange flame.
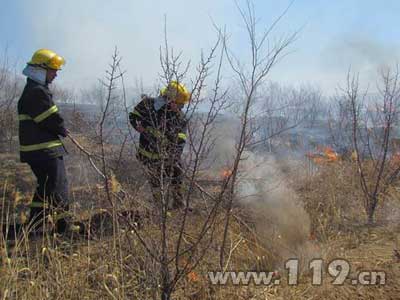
[307,146,339,164]
[323,147,338,162]
[221,169,233,178]
[188,271,199,282]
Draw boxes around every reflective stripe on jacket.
[18,78,67,162]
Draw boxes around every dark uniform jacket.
[18,78,67,162]
[129,96,187,164]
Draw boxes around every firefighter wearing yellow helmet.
[9,49,71,238]
[129,81,190,210]
[159,81,191,105]
[28,49,65,70]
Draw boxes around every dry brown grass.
[1,152,400,299]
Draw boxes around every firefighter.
[129,81,190,210]
[16,49,70,235]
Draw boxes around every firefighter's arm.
[175,119,188,157]
[129,101,146,133]
[177,131,187,148]
[27,87,68,137]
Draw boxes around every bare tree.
[346,66,400,223]
[218,0,297,268]
[133,25,232,299]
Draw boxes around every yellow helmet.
[160,81,190,104]
[28,49,65,70]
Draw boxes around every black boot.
[55,218,68,234]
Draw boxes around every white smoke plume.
[237,152,313,265]
[208,119,316,268]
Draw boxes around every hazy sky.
[1,0,400,96]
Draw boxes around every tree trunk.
[367,197,377,225]
[367,211,374,225]
[160,260,171,300]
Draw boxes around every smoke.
[208,119,316,268]
[206,115,240,170]
[322,34,400,91]
[237,152,314,268]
